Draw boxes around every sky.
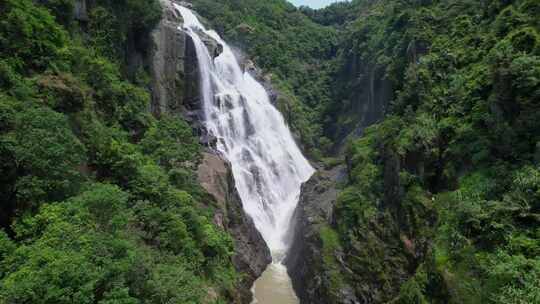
[288,0,339,9]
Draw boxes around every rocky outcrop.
[200,32,224,59]
[150,0,189,115]
[151,2,269,303]
[74,0,89,22]
[197,151,271,304]
[333,40,430,147]
[233,49,280,107]
[332,59,393,149]
[285,165,359,304]
[149,0,223,118]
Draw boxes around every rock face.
[349,63,392,133]
[285,166,359,304]
[151,2,270,303]
[287,155,435,304]
[197,151,271,304]
[74,0,89,22]
[149,0,223,118]
[333,59,393,149]
[232,48,281,108]
[150,0,189,115]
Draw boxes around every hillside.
[1,0,539,303]
[0,1,246,303]
[191,0,540,302]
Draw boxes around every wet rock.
[199,132,217,149]
[200,32,223,59]
[334,59,393,152]
[179,1,192,8]
[242,59,257,74]
[214,93,236,109]
[285,165,359,304]
[233,50,280,106]
[184,109,203,123]
[149,0,222,116]
[242,109,256,137]
[197,151,271,304]
[184,33,201,111]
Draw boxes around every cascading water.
[175,4,314,303]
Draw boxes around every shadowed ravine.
[176,5,314,303]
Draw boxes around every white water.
[175,5,314,303]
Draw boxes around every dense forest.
[331,1,540,303]
[192,0,540,302]
[1,0,539,303]
[0,0,238,303]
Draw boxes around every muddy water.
[251,263,299,304]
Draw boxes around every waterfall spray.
[175,4,314,302]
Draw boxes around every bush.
[141,115,200,169]
[0,0,67,72]
[2,105,86,206]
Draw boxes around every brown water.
[251,263,299,304]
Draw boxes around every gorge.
[0,0,539,304]
[175,4,314,303]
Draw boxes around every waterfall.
[175,4,314,261]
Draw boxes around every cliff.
[149,0,194,116]
[331,59,393,149]
[197,152,272,303]
[285,165,360,304]
[149,2,272,302]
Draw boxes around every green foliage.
[40,0,76,26]
[397,266,429,304]
[147,262,206,304]
[0,184,232,304]
[36,73,88,113]
[0,231,15,280]
[99,287,139,304]
[487,250,540,304]
[319,226,347,298]
[0,0,237,302]
[67,48,153,131]
[327,0,540,302]
[1,103,86,209]
[141,115,200,169]
[88,0,161,64]
[73,183,130,231]
[192,0,338,155]
[0,0,67,73]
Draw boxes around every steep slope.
[190,0,339,157]
[191,0,540,303]
[289,0,540,303]
[0,0,270,303]
[1,0,539,303]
